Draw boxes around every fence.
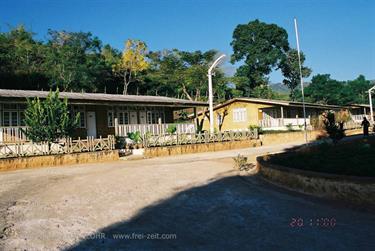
[259,118,310,128]
[351,114,370,122]
[143,130,258,148]
[115,122,196,136]
[0,136,115,159]
[0,126,28,143]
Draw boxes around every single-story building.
[196,98,372,132]
[0,89,207,142]
[348,104,373,122]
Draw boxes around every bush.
[248,124,263,134]
[115,136,126,149]
[233,154,256,171]
[286,123,293,131]
[22,89,79,144]
[322,111,345,143]
[127,131,142,144]
[166,124,177,134]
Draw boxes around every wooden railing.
[351,114,370,122]
[143,130,258,148]
[115,122,196,136]
[0,126,28,143]
[259,118,310,128]
[0,136,115,159]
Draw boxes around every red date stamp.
[289,217,336,228]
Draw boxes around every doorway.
[87,111,97,137]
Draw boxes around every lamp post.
[369,85,375,124]
[294,18,308,143]
[208,54,226,134]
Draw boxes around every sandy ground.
[0,142,374,251]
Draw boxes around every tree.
[280,49,311,100]
[114,39,149,95]
[303,74,344,105]
[230,19,290,96]
[145,49,229,101]
[0,25,49,90]
[23,89,80,146]
[44,30,105,92]
[345,75,372,104]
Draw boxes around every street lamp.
[208,54,226,134]
[368,85,375,124]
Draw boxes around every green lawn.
[269,136,375,177]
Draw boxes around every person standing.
[361,117,370,137]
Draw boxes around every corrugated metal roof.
[0,89,208,107]
[210,97,346,110]
[192,97,347,117]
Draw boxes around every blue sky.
[1,0,374,83]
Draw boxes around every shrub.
[115,136,126,149]
[322,111,345,143]
[22,89,79,145]
[286,123,293,131]
[233,154,255,171]
[248,124,263,134]
[166,124,177,134]
[127,131,142,144]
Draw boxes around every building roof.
[348,103,371,108]
[0,89,208,107]
[192,97,347,117]
[213,97,346,110]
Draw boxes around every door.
[139,111,147,124]
[87,111,97,137]
[129,111,137,124]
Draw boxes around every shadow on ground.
[65,174,375,251]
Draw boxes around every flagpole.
[294,18,308,143]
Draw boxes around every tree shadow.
[65,175,375,251]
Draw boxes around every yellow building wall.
[198,101,275,132]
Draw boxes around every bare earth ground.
[0,142,374,251]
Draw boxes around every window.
[72,106,86,128]
[107,110,115,127]
[118,111,129,124]
[2,103,22,126]
[233,108,247,122]
[146,109,165,124]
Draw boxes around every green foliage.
[22,89,79,143]
[145,49,231,101]
[300,74,372,106]
[230,19,289,96]
[285,123,294,131]
[166,124,177,134]
[279,49,312,100]
[248,124,263,134]
[127,131,142,144]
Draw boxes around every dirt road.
[0,142,374,250]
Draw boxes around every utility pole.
[294,18,308,143]
[369,85,375,124]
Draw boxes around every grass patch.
[268,137,375,177]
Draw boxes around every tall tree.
[230,19,290,96]
[44,30,104,92]
[114,39,149,95]
[280,49,312,100]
